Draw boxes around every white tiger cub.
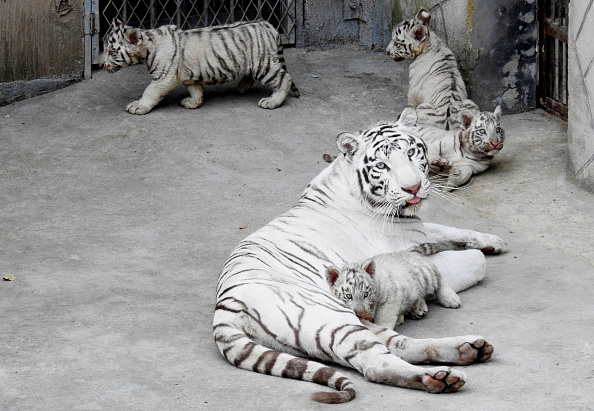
[325,245,461,330]
[214,107,506,403]
[99,19,299,114]
[411,106,505,189]
[386,8,478,130]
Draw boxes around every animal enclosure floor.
[0,45,592,410]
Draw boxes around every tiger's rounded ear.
[459,110,474,130]
[112,18,124,27]
[416,8,431,25]
[411,24,428,43]
[398,106,417,127]
[362,259,376,277]
[325,266,341,286]
[336,132,360,160]
[127,30,140,46]
[494,105,502,121]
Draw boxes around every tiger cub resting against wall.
[386,8,478,130]
[99,19,299,114]
[410,106,505,189]
[325,243,461,330]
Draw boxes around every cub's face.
[462,108,505,156]
[99,20,143,73]
[325,262,378,322]
[386,9,431,61]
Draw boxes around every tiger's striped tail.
[213,297,355,403]
[275,30,300,97]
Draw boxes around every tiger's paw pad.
[126,101,152,115]
[457,339,493,365]
[181,97,203,109]
[422,368,465,393]
[258,97,281,109]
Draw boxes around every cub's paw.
[430,159,452,174]
[457,338,494,365]
[126,101,152,115]
[258,97,281,109]
[181,97,203,109]
[437,287,461,309]
[421,367,465,393]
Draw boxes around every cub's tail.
[213,297,355,403]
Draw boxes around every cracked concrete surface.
[0,45,592,410]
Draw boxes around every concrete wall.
[0,0,84,106]
[567,1,594,192]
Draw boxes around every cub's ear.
[362,259,376,277]
[494,105,502,121]
[411,24,428,43]
[112,18,124,27]
[459,110,474,130]
[336,132,360,160]
[398,106,417,127]
[325,266,341,287]
[126,29,140,46]
[415,8,431,25]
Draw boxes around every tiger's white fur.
[213,108,506,403]
[408,106,505,189]
[99,19,299,114]
[325,246,461,329]
[386,8,478,130]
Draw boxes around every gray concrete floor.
[0,46,593,410]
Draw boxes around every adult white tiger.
[99,19,299,114]
[386,8,478,130]
[213,108,507,403]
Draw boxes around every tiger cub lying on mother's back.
[100,19,299,114]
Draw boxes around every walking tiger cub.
[386,8,478,130]
[99,19,299,114]
[410,106,505,189]
[325,244,461,330]
[214,108,506,403]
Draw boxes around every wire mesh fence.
[99,0,297,45]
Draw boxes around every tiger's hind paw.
[258,96,283,109]
[126,101,152,115]
[457,339,493,365]
[181,97,203,109]
[421,367,465,393]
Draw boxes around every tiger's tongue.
[407,197,421,205]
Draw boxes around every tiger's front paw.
[430,159,452,174]
[458,234,508,254]
[126,101,152,115]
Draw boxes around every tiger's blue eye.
[407,148,415,157]
[376,162,389,170]
[364,292,369,298]
[496,127,502,133]
[346,294,353,299]
[479,129,486,134]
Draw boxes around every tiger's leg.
[325,323,467,393]
[258,66,293,109]
[181,82,205,109]
[127,78,180,115]
[362,320,494,366]
[423,223,508,255]
[427,250,486,293]
[237,75,255,93]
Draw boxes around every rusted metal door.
[98,0,299,46]
[538,0,569,121]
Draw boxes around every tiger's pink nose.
[490,141,499,148]
[402,183,421,195]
